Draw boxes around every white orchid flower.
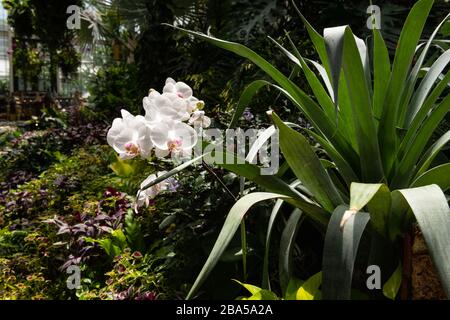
[107,78,211,163]
[150,119,197,158]
[163,77,193,99]
[135,171,179,208]
[188,110,211,128]
[107,109,153,159]
[143,90,190,122]
[186,96,205,114]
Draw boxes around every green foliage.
[0,120,241,300]
[88,63,140,118]
[3,0,82,89]
[76,249,166,300]
[124,210,145,253]
[382,262,402,300]
[12,43,44,84]
[234,279,279,300]
[235,271,322,300]
[172,0,450,299]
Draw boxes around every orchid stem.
[201,160,237,201]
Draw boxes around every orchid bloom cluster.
[107,78,211,209]
[107,77,211,161]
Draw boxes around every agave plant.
[140,0,450,299]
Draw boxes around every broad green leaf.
[306,130,359,186]
[398,71,450,160]
[270,35,336,122]
[271,112,343,212]
[187,193,289,299]
[337,73,360,154]
[393,96,450,188]
[415,130,450,178]
[296,271,322,300]
[233,280,263,296]
[395,185,450,298]
[373,29,391,121]
[323,26,346,106]
[306,58,334,98]
[109,156,135,177]
[411,163,450,191]
[341,27,384,182]
[405,49,450,126]
[167,24,358,170]
[344,182,391,236]
[348,183,388,211]
[125,210,145,252]
[234,280,280,300]
[322,205,370,300]
[323,26,370,109]
[291,0,330,74]
[279,208,303,293]
[382,262,402,300]
[378,0,434,175]
[285,277,303,300]
[400,13,450,125]
[217,154,329,226]
[111,229,127,245]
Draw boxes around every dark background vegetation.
[0,0,448,299]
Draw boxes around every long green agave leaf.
[415,130,450,178]
[322,205,370,300]
[337,72,360,153]
[217,152,330,226]
[378,0,434,176]
[166,24,359,169]
[186,192,289,299]
[393,97,450,188]
[291,0,330,75]
[262,180,302,289]
[405,49,450,126]
[347,182,391,238]
[306,129,359,186]
[269,35,336,123]
[271,112,343,212]
[373,29,391,122]
[305,58,334,98]
[395,185,450,298]
[279,208,304,294]
[323,26,370,105]
[399,12,450,125]
[323,26,346,106]
[319,24,383,181]
[399,71,450,160]
[411,163,450,192]
[341,27,384,182]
